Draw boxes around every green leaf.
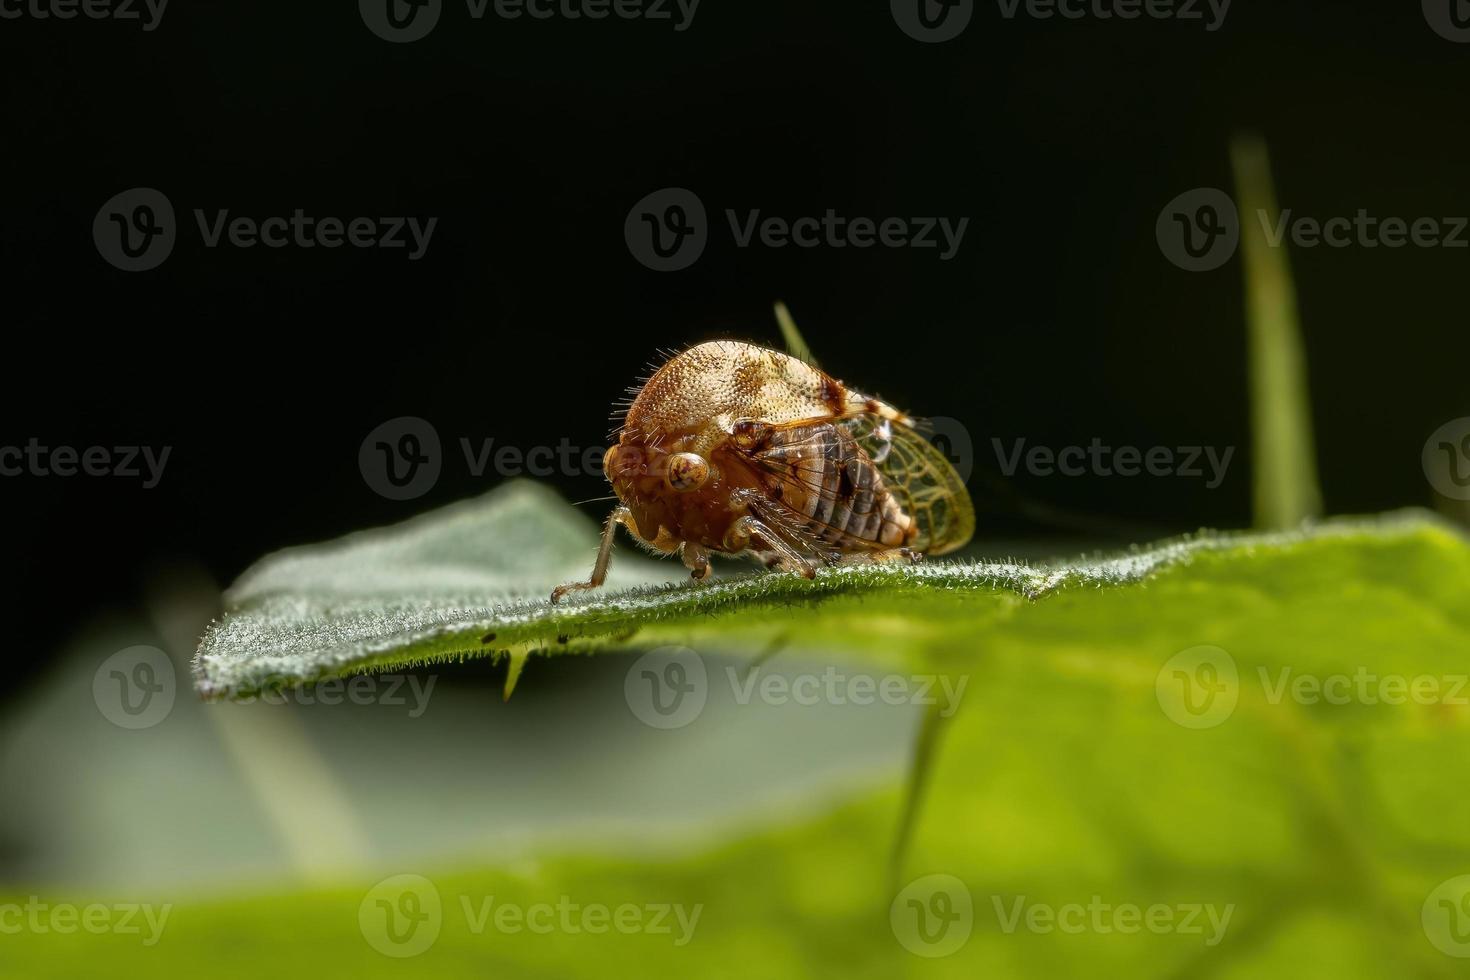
[195,481,1458,701]
[24,499,1470,977]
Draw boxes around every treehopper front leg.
[550,506,634,603]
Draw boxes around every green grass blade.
[773,300,819,367]
[1231,133,1324,529]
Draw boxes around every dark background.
[2,0,1465,700]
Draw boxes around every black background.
[2,0,1466,700]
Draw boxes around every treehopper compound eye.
[665,452,710,492]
